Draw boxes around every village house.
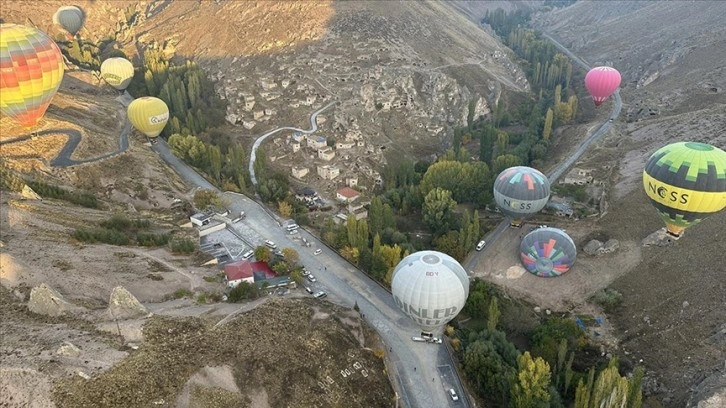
[291,166,309,178]
[260,79,277,90]
[253,110,265,120]
[318,147,336,161]
[295,187,318,203]
[291,142,301,153]
[336,140,355,149]
[336,187,360,203]
[307,136,327,149]
[562,168,594,185]
[281,78,290,88]
[224,260,277,288]
[317,165,340,180]
[345,176,358,188]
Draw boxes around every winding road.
[465,32,623,272]
[0,92,133,167]
[248,101,338,185]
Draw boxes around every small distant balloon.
[127,97,169,138]
[643,141,726,237]
[0,24,65,129]
[53,6,85,36]
[100,58,135,90]
[584,66,621,107]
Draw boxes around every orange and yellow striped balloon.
[0,24,65,129]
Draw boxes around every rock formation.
[107,286,148,320]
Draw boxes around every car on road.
[448,388,459,401]
[609,118,614,122]
[264,240,277,249]
[307,275,317,283]
[314,248,322,255]
[288,229,298,235]
[313,291,327,298]
[304,286,313,294]
[241,250,254,260]
[475,240,486,251]
[302,268,311,277]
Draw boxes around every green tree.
[193,189,222,210]
[488,297,501,332]
[422,188,457,236]
[492,154,523,175]
[281,247,299,266]
[208,144,222,182]
[543,108,554,141]
[254,246,272,263]
[574,359,643,408]
[510,352,552,408]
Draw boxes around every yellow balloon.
[127,97,169,138]
[100,57,134,90]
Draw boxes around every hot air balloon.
[391,251,469,336]
[127,97,169,138]
[643,142,726,237]
[100,57,135,91]
[584,66,621,107]
[520,227,577,278]
[493,166,551,227]
[53,6,85,36]
[0,24,65,130]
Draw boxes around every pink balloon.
[584,66,621,107]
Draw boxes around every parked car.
[304,286,313,294]
[302,268,311,277]
[313,291,327,298]
[241,250,254,260]
[307,275,317,283]
[264,240,277,249]
[448,388,459,401]
[475,240,486,251]
[314,248,322,255]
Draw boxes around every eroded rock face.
[107,286,148,320]
[28,283,72,317]
[56,342,82,358]
[584,239,604,256]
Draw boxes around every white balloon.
[391,251,469,334]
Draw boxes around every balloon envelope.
[0,24,65,129]
[643,141,726,236]
[493,166,551,222]
[520,227,577,277]
[100,57,134,90]
[391,251,469,334]
[53,6,84,36]
[127,97,169,138]
[584,66,621,106]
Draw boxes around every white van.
[286,223,299,231]
[264,240,277,249]
[241,250,254,260]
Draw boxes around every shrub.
[590,289,623,312]
[147,273,164,281]
[171,239,196,254]
[172,288,193,299]
[136,232,170,247]
[227,282,259,303]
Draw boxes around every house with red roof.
[224,260,276,288]
[336,187,360,203]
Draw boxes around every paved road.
[249,101,338,185]
[465,33,622,272]
[0,92,134,167]
[153,114,464,408]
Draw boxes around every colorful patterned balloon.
[520,227,577,278]
[0,24,65,129]
[493,166,551,224]
[643,141,726,236]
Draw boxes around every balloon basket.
[641,228,679,247]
